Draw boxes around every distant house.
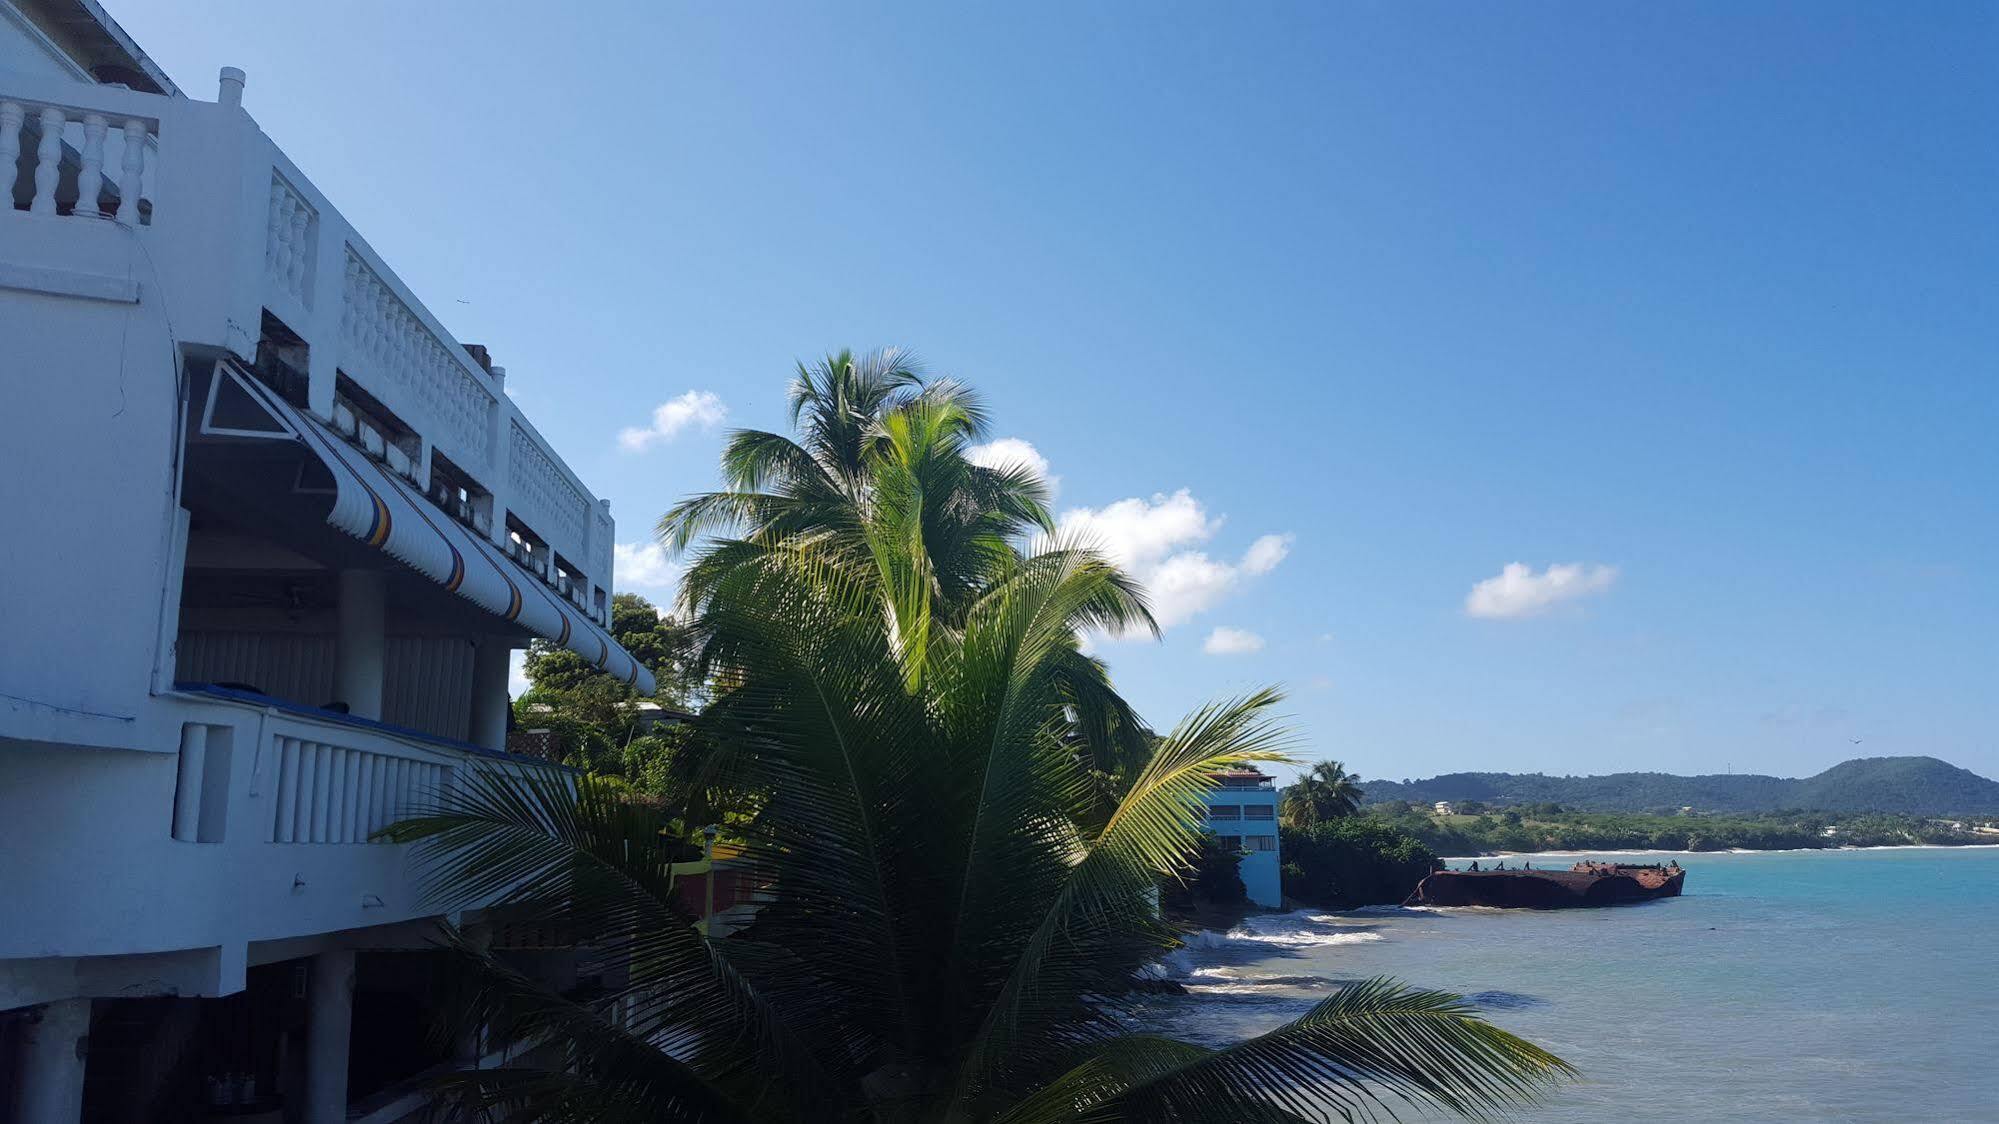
[1434,801,1455,816]
[1204,768,1282,908]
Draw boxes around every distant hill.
[1357,756,1999,817]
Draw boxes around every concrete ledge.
[0,259,141,303]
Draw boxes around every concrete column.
[468,639,513,752]
[15,998,90,1124]
[303,950,354,1124]
[334,570,386,720]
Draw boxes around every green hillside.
[1358,756,1999,817]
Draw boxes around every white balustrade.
[0,101,19,200]
[265,173,316,306]
[0,94,156,224]
[339,247,497,469]
[267,733,450,844]
[117,116,146,224]
[75,114,105,218]
[30,106,60,214]
[509,419,590,563]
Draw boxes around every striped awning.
[224,365,656,694]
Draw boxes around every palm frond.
[415,938,761,1124]
[1077,977,1576,1123]
[690,545,938,1063]
[991,1036,1213,1124]
[377,767,831,1108]
[716,428,840,496]
[952,689,1298,1105]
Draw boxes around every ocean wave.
[1464,990,1548,1011]
[1347,903,1446,916]
[1185,980,1299,996]
[1226,912,1386,948]
[1189,966,1341,983]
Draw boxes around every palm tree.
[388,541,1571,1121]
[658,348,1052,627]
[660,347,1156,785]
[1282,761,1366,828]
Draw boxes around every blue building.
[1203,767,1283,908]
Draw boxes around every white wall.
[0,248,184,753]
[177,631,477,742]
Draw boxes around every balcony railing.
[262,724,451,846]
[0,65,617,614]
[0,92,156,223]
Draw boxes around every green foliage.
[1366,804,1984,855]
[388,355,1572,1123]
[1278,760,1363,827]
[1359,756,1999,817]
[1280,819,1438,908]
[514,591,692,789]
[1159,831,1246,913]
[657,348,1158,807]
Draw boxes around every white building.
[0,4,654,1120]
[1434,801,1454,816]
[1203,768,1282,908]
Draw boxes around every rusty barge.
[1403,860,1686,909]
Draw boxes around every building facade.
[1203,768,1282,908]
[0,3,653,1120]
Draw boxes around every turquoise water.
[1141,847,1999,1121]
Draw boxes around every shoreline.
[1441,842,1999,861]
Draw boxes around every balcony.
[0,681,552,1007]
[0,65,616,618]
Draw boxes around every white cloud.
[618,390,726,451]
[615,541,682,598]
[1464,562,1618,620]
[1146,551,1238,627]
[1058,489,1219,572]
[967,437,1059,498]
[1240,533,1293,576]
[1057,489,1289,631]
[1203,626,1265,655]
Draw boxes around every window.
[1219,835,1243,851]
[1208,804,1242,821]
[1246,835,1277,852]
[1243,804,1274,820]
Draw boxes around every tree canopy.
[1357,756,1999,817]
[514,591,693,782]
[390,354,1573,1121]
[1280,760,1365,827]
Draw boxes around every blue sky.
[117,2,1997,782]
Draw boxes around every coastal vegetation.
[1367,804,1987,855]
[1281,818,1438,909]
[388,353,1573,1121]
[1358,755,1999,817]
[1158,830,1249,916]
[1279,759,1364,827]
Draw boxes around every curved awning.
[222,364,656,694]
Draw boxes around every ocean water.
[1137,847,1999,1121]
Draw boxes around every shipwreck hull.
[1404,864,1684,910]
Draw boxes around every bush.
[1161,831,1246,913]
[1280,820,1436,908]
